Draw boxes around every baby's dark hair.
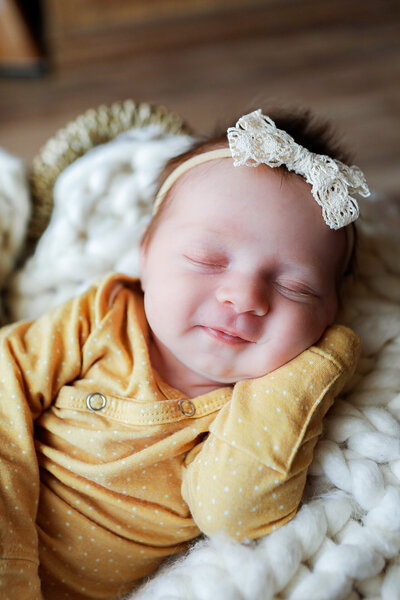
[142,107,357,278]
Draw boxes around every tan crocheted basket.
[28,100,192,247]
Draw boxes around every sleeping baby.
[0,108,369,599]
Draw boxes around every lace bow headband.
[153,109,370,230]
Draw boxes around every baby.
[0,109,369,600]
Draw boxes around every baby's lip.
[202,326,255,344]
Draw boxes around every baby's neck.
[170,378,226,399]
[148,335,230,399]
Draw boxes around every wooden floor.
[0,0,399,199]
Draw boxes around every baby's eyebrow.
[179,228,229,248]
[182,225,226,238]
[277,259,330,285]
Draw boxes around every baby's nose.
[216,275,269,316]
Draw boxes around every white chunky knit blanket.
[1,127,400,600]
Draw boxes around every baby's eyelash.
[184,256,226,269]
[274,282,318,299]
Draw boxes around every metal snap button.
[178,398,195,417]
[86,393,107,412]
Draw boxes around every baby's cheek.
[273,306,325,360]
[310,294,339,335]
[297,304,333,347]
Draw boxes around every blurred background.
[0,0,399,199]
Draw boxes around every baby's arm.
[0,284,99,598]
[181,325,360,541]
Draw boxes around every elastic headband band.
[153,148,231,214]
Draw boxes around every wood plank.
[43,0,269,36]
[46,0,400,67]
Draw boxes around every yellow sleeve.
[0,279,104,598]
[181,325,361,541]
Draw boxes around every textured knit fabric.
[0,273,360,600]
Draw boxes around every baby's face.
[141,159,346,396]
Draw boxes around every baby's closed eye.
[184,253,228,271]
[273,280,320,302]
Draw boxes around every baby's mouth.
[202,327,253,345]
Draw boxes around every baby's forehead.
[168,159,312,224]
[171,157,307,202]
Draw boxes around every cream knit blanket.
[1,129,399,600]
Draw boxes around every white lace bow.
[227,110,370,229]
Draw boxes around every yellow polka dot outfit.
[0,273,360,599]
